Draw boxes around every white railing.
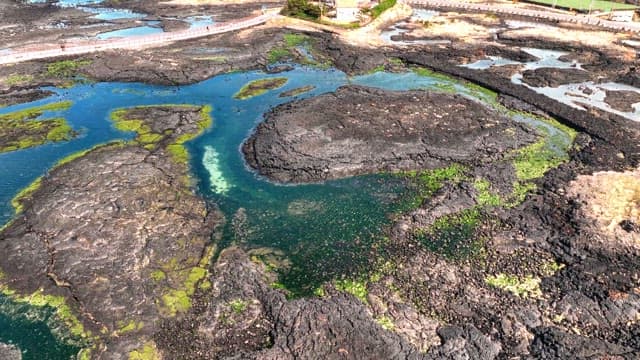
[0,13,276,65]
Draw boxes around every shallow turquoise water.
[96,21,162,39]
[0,65,565,358]
[81,7,145,20]
[0,297,80,360]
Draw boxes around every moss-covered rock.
[0,101,76,153]
[234,78,288,100]
[0,104,221,358]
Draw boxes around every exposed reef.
[234,77,288,100]
[0,105,222,358]
[0,101,76,154]
[1,9,640,358]
[520,67,593,88]
[604,89,640,113]
[243,85,536,183]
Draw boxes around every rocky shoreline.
[243,85,536,183]
[0,3,639,359]
[0,105,223,358]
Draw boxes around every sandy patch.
[568,168,640,249]
[410,13,498,42]
[502,26,635,60]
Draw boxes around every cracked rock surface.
[156,246,498,360]
[0,106,222,358]
[243,85,536,183]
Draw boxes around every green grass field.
[526,0,637,11]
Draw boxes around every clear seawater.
[95,21,162,39]
[0,65,567,358]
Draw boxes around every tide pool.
[0,65,573,358]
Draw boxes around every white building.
[335,0,360,22]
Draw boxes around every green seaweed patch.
[160,267,207,317]
[110,109,156,146]
[510,114,577,181]
[46,60,92,79]
[412,67,458,83]
[474,178,503,207]
[413,208,484,259]
[110,104,213,167]
[465,81,498,103]
[400,164,467,210]
[485,273,542,298]
[375,316,395,331]
[129,341,161,360]
[540,260,565,276]
[279,85,316,98]
[334,278,368,304]
[508,181,537,206]
[0,101,76,153]
[313,286,326,297]
[513,139,565,181]
[475,178,536,209]
[284,33,308,47]
[77,347,93,360]
[0,286,92,341]
[11,177,43,214]
[150,270,166,282]
[157,246,214,317]
[389,58,404,66]
[116,320,144,335]
[268,48,292,63]
[234,78,288,100]
[268,33,332,68]
[368,64,386,74]
[5,74,34,87]
[229,299,248,314]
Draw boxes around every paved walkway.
[405,0,640,33]
[0,13,276,65]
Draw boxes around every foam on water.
[202,145,231,195]
[0,66,576,357]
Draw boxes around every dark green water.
[0,297,80,359]
[0,66,567,358]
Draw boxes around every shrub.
[281,0,321,20]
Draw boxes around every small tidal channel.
[0,65,573,358]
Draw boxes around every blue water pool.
[0,65,568,359]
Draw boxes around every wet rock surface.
[76,27,285,86]
[520,67,593,88]
[604,89,640,112]
[0,89,54,107]
[156,247,426,360]
[399,50,640,163]
[243,85,535,183]
[2,9,640,359]
[0,106,222,358]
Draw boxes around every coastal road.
[404,0,640,33]
[0,13,276,65]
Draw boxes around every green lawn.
[526,0,637,11]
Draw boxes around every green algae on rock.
[0,101,76,154]
[111,104,212,164]
[234,78,288,100]
[0,105,222,358]
[279,85,316,98]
